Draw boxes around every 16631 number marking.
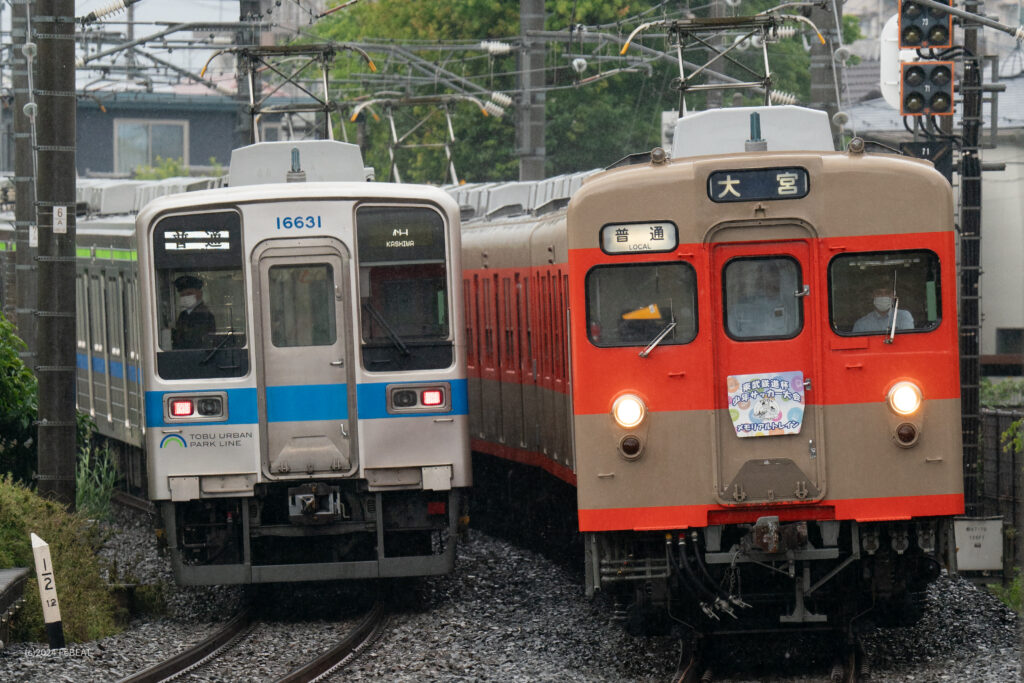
[276,216,323,230]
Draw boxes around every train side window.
[90,274,104,353]
[585,262,698,348]
[268,264,337,347]
[829,250,941,336]
[356,205,453,371]
[152,210,249,380]
[723,257,802,340]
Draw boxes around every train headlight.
[888,381,923,416]
[612,394,646,429]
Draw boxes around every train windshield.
[356,205,452,370]
[585,262,698,347]
[723,256,802,340]
[152,211,249,379]
[829,250,941,336]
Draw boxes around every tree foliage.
[0,314,38,483]
[311,0,858,183]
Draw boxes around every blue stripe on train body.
[144,379,468,428]
[77,352,141,383]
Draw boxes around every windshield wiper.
[884,297,900,345]
[199,332,233,365]
[639,321,676,358]
[362,302,410,356]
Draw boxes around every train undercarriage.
[586,517,950,635]
[157,484,466,584]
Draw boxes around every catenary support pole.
[34,0,76,507]
[12,0,37,361]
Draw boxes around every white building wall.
[980,142,1024,357]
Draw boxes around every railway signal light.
[900,61,955,116]
[899,0,953,49]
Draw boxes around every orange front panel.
[578,493,964,532]
[568,229,960,418]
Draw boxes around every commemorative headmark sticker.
[727,370,805,438]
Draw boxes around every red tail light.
[171,399,194,417]
[421,389,443,406]
[427,501,447,516]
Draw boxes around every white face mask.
[873,296,892,313]
[179,294,197,311]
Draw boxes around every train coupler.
[287,483,347,524]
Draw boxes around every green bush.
[990,568,1023,614]
[0,475,123,642]
[0,313,37,484]
[76,443,119,522]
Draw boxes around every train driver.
[171,275,216,349]
[852,286,914,334]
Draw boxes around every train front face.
[568,152,962,632]
[137,184,469,585]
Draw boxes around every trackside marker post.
[30,533,65,649]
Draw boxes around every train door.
[518,273,538,451]
[253,239,356,478]
[709,237,825,506]
[499,274,524,448]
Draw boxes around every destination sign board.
[600,222,678,254]
[708,167,809,203]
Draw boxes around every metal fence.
[974,409,1024,574]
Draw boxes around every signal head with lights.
[900,61,955,116]
[899,0,952,49]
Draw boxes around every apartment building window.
[114,119,188,174]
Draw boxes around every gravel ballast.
[0,507,1018,682]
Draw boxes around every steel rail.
[116,609,252,683]
[275,600,387,683]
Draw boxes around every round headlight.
[612,394,646,429]
[888,381,923,416]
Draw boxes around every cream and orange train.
[460,105,962,633]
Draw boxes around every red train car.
[461,106,962,633]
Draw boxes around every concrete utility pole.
[12,0,37,360]
[518,0,545,180]
[34,0,76,507]
[236,1,262,147]
[958,0,983,515]
[807,0,844,144]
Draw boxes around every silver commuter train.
[6,140,471,584]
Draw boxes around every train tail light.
[888,381,923,416]
[171,399,194,417]
[612,394,647,429]
[421,389,444,407]
[427,501,447,516]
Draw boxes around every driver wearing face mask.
[852,286,914,334]
[171,275,216,349]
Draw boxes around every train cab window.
[152,211,249,380]
[585,262,697,347]
[356,205,452,371]
[829,250,941,336]
[267,264,337,347]
[723,257,802,340]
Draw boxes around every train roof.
[671,105,836,158]
[228,140,372,185]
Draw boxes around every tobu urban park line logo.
[727,370,805,438]
[159,434,188,448]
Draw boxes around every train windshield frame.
[585,262,698,348]
[828,249,942,336]
[355,204,453,371]
[722,255,803,341]
[151,210,249,380]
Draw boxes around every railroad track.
[116,609,252,683]
[111,489,157,515]
[117,601,386,683]
[671,633,867,682]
